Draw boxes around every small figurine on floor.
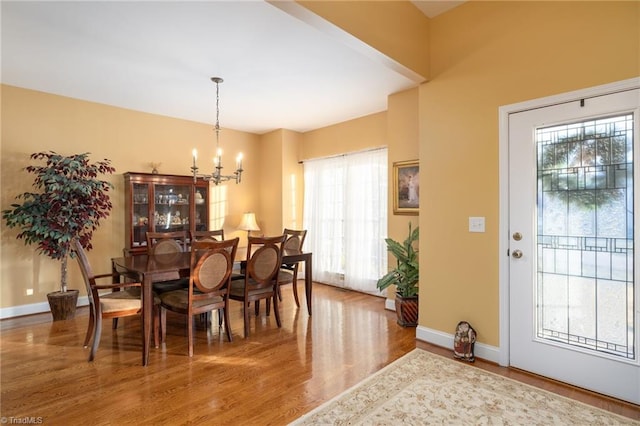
[453,321,476,362]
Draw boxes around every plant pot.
[47,289,79,321]
[395,293,418,327]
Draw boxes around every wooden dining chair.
[145,231,189,294]
[277,228,307,307]
[190,229,225,242]
[146,230,188,254]
[71,239,160,361]
[229,235,285,338]
[159,237,239,356]
[193,229,246,283]
[190,229,234,324]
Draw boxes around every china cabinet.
[124,172,209,255]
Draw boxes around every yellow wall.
[257,129,305,238]
[421,1,639,346]
[281,130,305,232]
[301,111,387,160]
[258,130,284,237]
[387,87,419,247]
[299,0,430,79]
[1,85,261,308]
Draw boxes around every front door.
[508,86,640,404]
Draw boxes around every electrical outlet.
[25,288,34,296]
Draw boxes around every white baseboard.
[0,295,90,320]
[384,297,395,311]
[384,297,501,364]
[416,325,501,364]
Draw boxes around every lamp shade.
[238,212,260,232]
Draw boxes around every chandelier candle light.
[191,77,243,185]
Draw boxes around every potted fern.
[2,151,115,320]
[377,223,419,326]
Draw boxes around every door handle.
[512,249,523,259]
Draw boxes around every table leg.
[305,255,312,316]
[142,275,152,366]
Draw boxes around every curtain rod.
[297,146,387,164]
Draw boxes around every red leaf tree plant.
[2,152,115,293]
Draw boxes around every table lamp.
[238,212,260,239]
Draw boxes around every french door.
[508,86,640,404]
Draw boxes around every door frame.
[498,77,640,367]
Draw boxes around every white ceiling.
[1,1,462,134]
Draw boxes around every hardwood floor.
[1,282,638,424]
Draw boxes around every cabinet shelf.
[155,201,190,205]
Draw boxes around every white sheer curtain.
[303,148,388,294]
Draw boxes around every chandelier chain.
[215,79,220,133]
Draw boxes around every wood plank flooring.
[1,282,638,424]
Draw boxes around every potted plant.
[377,223,419,327]
[2,151,115,320]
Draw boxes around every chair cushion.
[121,286,162,305]
[277,269,294,284]
[229,280,274,298]
[100,289,142,314]
[153,278,189,294]
[160,289,223,310]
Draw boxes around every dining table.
[111,246,313,366]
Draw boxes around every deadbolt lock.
[513,232,522,241]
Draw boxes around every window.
[303,148,388,294]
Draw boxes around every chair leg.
[112,318,118,329]
[272,294,282,328]
[266,298,271,316]
[161,307,167,344]
[89,315,103,362]
[223,307,233,342]
[218,309,223,327]
[244,302,250,338]
[254,300,260,316]
[187,315,194,357]
[291,280,300,307]
[153,305,160,348]
[84,305,95,348]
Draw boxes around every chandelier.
[191,77,243,185]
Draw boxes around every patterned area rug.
[291,349,638,425]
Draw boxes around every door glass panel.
[536,113,635,359]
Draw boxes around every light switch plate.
[469,216,485,233]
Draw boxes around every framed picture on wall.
[393,160,419,215]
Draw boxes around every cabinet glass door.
[194,187,208,231]
[132,183,149,248]
[154,184,190,232]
